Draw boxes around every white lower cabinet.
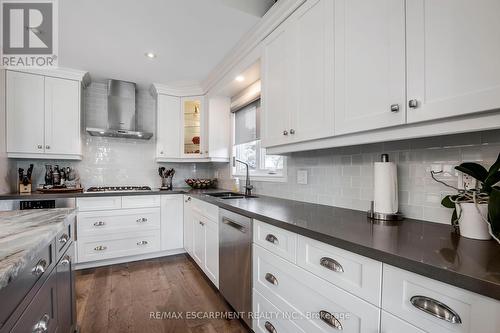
[380,311,424,333]
[160,195,184,251]
[253,289,305,333]
[78,231,161,263]
[253,245,380,332]
[183,195,219,288]
[204,216,219,285]
[297,235,382,306]
[252,222,500,333]
[382,265,500,333]
[76,195,183,267]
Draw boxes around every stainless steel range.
[85,186,152,192]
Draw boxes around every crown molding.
[150,82,205,97]
[6,67,90,86]
[201,0,305,94]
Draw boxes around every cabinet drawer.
[297,235,382,306]
[77,196,121,211]
[0,240,54,329]
[77,232,161,263]
[381,311,424,333]
[10,269,58,333]
[55,216,74,260]
[254,220,297,263]
[253,289,305,333]
[77,208,161,237]
[253,244,380,333]
[122,195,161,208]
[382,265,500,333]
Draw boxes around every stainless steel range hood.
[86,79,153,140]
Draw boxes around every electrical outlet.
[458,171,477,190]
[297,170,308,185]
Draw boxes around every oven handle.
[222,218,247,233]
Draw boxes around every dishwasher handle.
[222,218,247,233]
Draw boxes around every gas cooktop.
[86,186,152,192]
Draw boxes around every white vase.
[456,203,491,240]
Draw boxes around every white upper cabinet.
[261,22,294,147]
[44,77,81,156]
[181,96,206,159]
[153,84,230,162]
[334,0,406,135]
[6,70,85,160]
[292,0,334,142]
[406,0,500,124]
[156,94,181,159]
[261,0,334,147]
[6,71,45,154]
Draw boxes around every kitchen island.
[0,209,76,333]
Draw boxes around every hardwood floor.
[76,255,250,333]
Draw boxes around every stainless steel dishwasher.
[219,209,252,328]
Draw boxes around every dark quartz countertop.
[189,193,500,301]
[1,188,499,300]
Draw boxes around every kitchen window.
[232,100,286,181]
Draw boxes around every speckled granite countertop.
[0,209,76,290]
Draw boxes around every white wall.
[217,129,500,224]
[8,82,215,191]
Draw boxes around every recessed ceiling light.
[235,75,245,82]
[145,52,157,59]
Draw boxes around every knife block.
[19,182,32,194]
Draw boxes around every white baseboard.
[75,248,186,270]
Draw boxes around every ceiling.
[59,0,274,89]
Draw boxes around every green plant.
[434,153,500,241]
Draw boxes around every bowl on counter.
[185,178,217,189]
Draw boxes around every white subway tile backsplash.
[226,129,500,224]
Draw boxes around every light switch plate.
[297,170,308,185]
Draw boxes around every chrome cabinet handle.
[137,240,148,246]
[289,129,295,135]
[32,314,50,333]
[94,245,107,251]
[60,255,71,266]
[199,221,205,226]
[390,104,400,112]
[283,130,288,136]
[265,273,278,286]
[319,310,343,330]
[160,151,164,155]
[136,217,148,223]
[410,295,462,324]
[45,145,50,149]
[265,234,279,245]
[58,233,69,244]
[408,99,418,108]
[264,321,277,333]
[94,221,105,227]
[37,144,43,149]
[320,257,344,273]
[185,197,191,203]
[32,259,47,276]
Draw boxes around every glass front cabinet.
[181,96,206,158]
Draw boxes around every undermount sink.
[207,192,258,199]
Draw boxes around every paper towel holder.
[367,201,404,221]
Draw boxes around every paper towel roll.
[373,161,398,214]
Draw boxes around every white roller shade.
[234,101,260,145]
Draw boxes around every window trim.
[230,113,287,182]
